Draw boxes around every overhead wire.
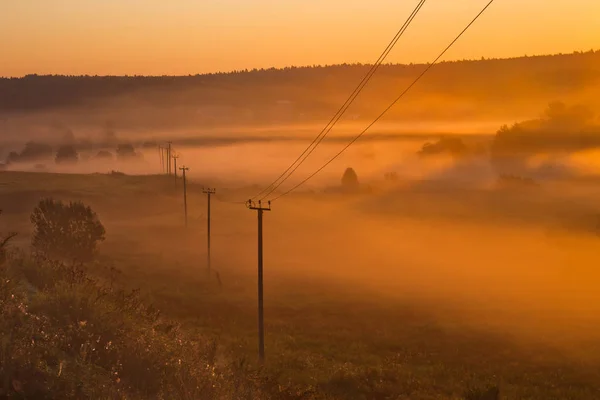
[269,0,497,202]
[252,0,429,201]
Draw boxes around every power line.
[269,0,497,202]
[252,0,428,201]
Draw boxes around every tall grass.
[0,251,315,399]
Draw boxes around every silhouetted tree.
[116,143,141,161]
[55,145,78,164]
[8,142,54,163]
[418,137,468,157]
[341,167,359,191]
[6,151,19,164]
[94,150,113,160]
[491,102,600,175]
[30,198,105,264]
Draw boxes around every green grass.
[2,170,600,399]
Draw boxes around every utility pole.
[158,145,165,173]
[247,199,271,363]
[203,188,216,275]
[180,166,189,227]
[172,154,179,183]
[166,142,172,175]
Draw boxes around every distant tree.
[55,145,79,164]
[543,101,594,128]
[10,142,54,163]
[94,150,114,160]
[341,167,359,191]
[116,143,139,160]
[418,137,468,157]
[30,198,105,264]
[6,151,19,164]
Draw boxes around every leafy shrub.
[418,137,468,157]
[30,199,105,264]
[55,145,79,164]
[0,254,316,399]
[341,167,359,191]
[116,144,141,161]
[5,142,53,164]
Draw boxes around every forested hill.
[1,51,599,127]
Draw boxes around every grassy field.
[2,170,600,399]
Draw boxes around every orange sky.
[1,0,599,77]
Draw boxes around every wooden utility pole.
[203,188,216,274]
[158,145,165,173]
[180,166,189,227]
[166,142,172,175]
[247,199,271,363]
[172,154,179,183]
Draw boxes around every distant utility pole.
[203,188,216,275]
[247,199,271,363]
[166,142,172,175]
[180,166,189,227]
[172,154,179,183]
[158,145,165,173]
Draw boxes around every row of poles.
[149,0,499,365]
[158,142,269,362]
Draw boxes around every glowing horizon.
[1,0,599,77]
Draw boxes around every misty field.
[3,53,600,398]
[2,169,600,399]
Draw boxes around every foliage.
[418,137,468,157]
[492,102,598,156]
[2,51,599,127]
[5,142,53,164]
[491,102,599,175]
[341,168,359,191]
[30,199,106,264]
[116,144,140,161]
[0,251,322,399]
[55,145,79,164]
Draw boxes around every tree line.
[1,50,598,115]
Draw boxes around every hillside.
[1,51,599,132]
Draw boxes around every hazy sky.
[1,0,599,77]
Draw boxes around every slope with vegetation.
[0,199,309,399]
[2,172,600,399]
[1,51,599,129]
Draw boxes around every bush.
[341,167,359,191]
[55,145,79,164]
[418,137,468,157]
[30,199,106,264]
[0,255,313,399]
[5,142,53,164]
[116,144,139,161]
